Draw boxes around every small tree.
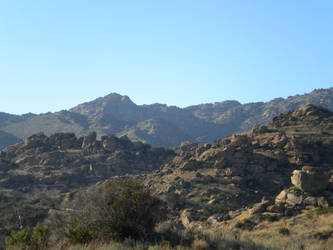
[65,218,94,244]
[5,223,49,249]
[66,178,166,243]
[31,223,50,249]
[5,228,31,247]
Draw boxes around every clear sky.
[0,1,332,114]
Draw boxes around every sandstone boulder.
[286,192,304,206]
[291,168,328,193]
[180,209,197,228]
[275,189,304,207]
[275,190,288,203]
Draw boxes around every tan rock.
[275,190,288,203]
[286,192,304,206]
[291,169,328,193]
[180,209,197,228]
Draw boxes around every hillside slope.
[145,104,333,228]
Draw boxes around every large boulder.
[275,189,304,207]
[291,167,329,193]
[180,208,198,228]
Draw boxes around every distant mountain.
[0,130,21,149]
[0,88,333,149]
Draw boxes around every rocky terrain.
[145,104,333,235]
[0,132,174,235]
[1,88,333,148]
[1,104,333,247]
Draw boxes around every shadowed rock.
[291,167,329,193]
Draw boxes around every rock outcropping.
[291,166,329,193]
[0,132,175,233]
[145,105,333,227]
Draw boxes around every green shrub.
[222,214,231,221]
[263,214,279,222]
[235,219,256,230]
[5,228,31,247]
[313,230,333,240]
[65,218,94,244]
[316,206,333,215]
[66,178,166,243]
[5,223,49,249]
[278,227,290,235]
[31,223,49,248]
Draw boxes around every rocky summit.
[145,104,333,230]
[0,131,175,193]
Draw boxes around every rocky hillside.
[1,105,333,245]
[145,104,333,229]
[1,88,333,149]
[0,132,174,234]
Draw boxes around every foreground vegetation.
[6,227,333,250]
[3,179,332,250]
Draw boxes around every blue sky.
[0,1,332,114]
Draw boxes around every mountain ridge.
[0,88,333,149]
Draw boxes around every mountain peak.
[103,93,133,104]
[70,92,136,116]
